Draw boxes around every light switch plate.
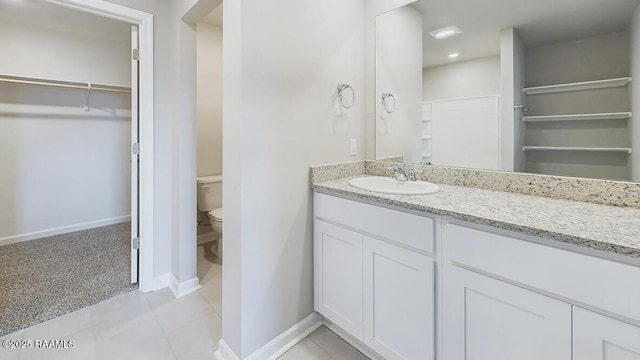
[350,139,357,155]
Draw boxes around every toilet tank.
[196,175,223,212]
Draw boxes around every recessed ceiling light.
[448,52,460,59]
[429,26,462,40]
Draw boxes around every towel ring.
[381,93,395,113]
[337,84,355,109]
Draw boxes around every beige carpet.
[0,222,136,336]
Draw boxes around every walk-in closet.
[0,1,136,335]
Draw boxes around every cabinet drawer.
[314,193,434,254]
[443,221,640,322]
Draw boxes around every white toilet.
[196,175,223,260]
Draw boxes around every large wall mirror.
[375,0,640,182]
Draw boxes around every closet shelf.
[522,77,632,95]
[522,112,632,122]
[0,74,131,93]
[522,146,632,154]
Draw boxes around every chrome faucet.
[407,168,416,181]
[388,165,417,181]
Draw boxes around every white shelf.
[522,146,632,154]
[422,136,432,140]
[522,112,632,122]
[421,153,432,158]
[522,77,632,95]
[422,119,432,122]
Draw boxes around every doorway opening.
[194,0,224,315]
[0,0,154,335]
[45,0,155,292]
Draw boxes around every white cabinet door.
[314,220,363,340]
[573,307,640,360]
[363,236,434,360]
[442,265,571,360]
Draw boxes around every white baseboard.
[0,215,131,247]
[151,273,171,292]
[213,312,323,360]
[247,312,323,360]
[214,339,240,360]
[322,318,385,360]
[169,274,201,298]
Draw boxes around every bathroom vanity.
[311,162,640,360]
[314,193,436,360]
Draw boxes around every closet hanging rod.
[0,74,131,94]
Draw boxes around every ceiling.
[0,0,131,43]
[408,0,640,68]
[4,0,635,69]
[202,4,223,27]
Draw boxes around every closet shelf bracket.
[85,83,92,111]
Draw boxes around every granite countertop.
[313,176,640,259]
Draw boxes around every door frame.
[130,24,140,284]
[46,0,155,293]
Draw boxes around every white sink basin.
[348,176,440,195]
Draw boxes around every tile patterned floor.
[279,326,369,360]
[0,243,368,360]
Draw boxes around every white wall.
[104,0,175,279]
[422,57,501,170]
[0,18,131,243]
[196,21,223,177]
[631,4,640,182]
[500,28,526,172]
[222,0,365,357]
[422,56,500,101]
[0,19,129,86]
[222,0,242,353]
[526,32,629,88]
[375,5,423,163]
[364,0,416,159]
[170,0,199,289]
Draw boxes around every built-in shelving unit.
[522,112,632,122]
[421,102,433,163]
[519,34,634,180]
[522,77,631,95]
[522,75,633,180]
[522,146,632,154]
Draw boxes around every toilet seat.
[208,208,223,222]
